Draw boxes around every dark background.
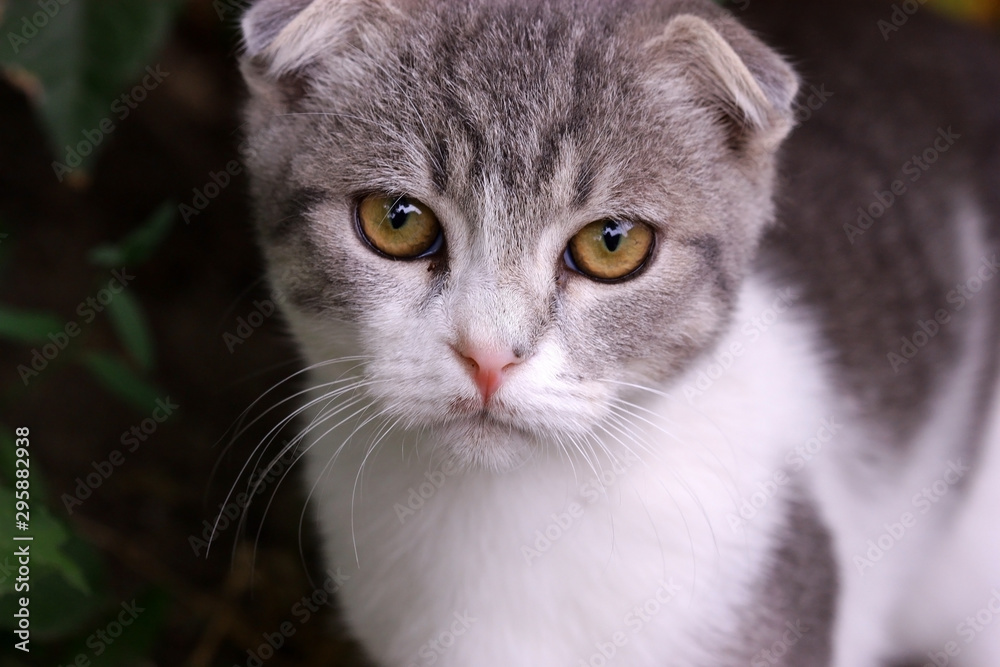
[0,1,997,665]
[0,1,369,665]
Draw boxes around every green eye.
[567,219,655,281]
[357,195,442,258]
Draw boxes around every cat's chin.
[433,415,536,473]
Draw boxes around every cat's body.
[238,0,1000,665]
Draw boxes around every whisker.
[350,411,403,564]
[207,356,373,499]
[593,416,702,583]
[247,394,379,581]
[609,397,741,507]
[210,378,382,556]
[236,390,375,563]
[295,398,389,573]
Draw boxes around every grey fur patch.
[268,187,329,241]
[729,495,837,666]
[744,0,1000,445]
[428,134,450,193]
[686,235,734,299]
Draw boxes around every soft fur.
[236,0,1000,665]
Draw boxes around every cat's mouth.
[448,396,492,415]
[437,408,535,471]
[447,396,521,426]
[444,396,535,434]
[445,406,502,432]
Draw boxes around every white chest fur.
[293,277,832,667]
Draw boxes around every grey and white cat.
[236,0,1000,664]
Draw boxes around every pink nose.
[455,345,521,403]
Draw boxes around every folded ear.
[242,0,314,58]
[242,0,363,75]
[646,14,799,155]
[241,0,399,106]
[240,0,312,106]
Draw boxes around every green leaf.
[78,351,163,413]
[0,0,184,171]
[89,202,175,267]
[0,529,105,639]
[0,306,65,345]
[104,291,155,371]
[0,485,90,597]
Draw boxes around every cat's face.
[240,0,798,470]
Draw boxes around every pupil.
[389,198,421,230]
[389,206,408,230]
[603,222,623,252]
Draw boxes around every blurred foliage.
[0,23,178,651]
[0,483,91,597]
[0,202,175,662]
[0,428,166,665]
[89,202,177,269]
[0,1,195,662]
[0,202,172,409]
[0,306,64,345]
[0,0,186,173]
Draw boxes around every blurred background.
[0,1,997,665]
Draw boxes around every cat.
[236,0,1000,664]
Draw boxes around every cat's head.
[239,0,798,470]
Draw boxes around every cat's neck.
[293,274,834,666]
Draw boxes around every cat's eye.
[357,195,443,259]
[566,219,655,281]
